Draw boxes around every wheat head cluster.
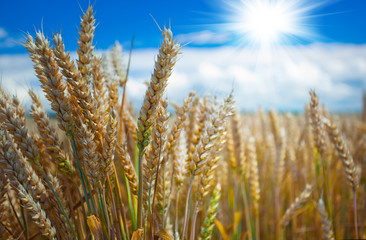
[0,5,364,240]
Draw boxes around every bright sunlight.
[223,0,320,47]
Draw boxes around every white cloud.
[0,28,7,39]
[0,43,365,113]
[177,31,232,45]
[129,43,366,112]
[0,27,21,48]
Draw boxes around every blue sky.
[0,0,365,112]
[0,0,365,52]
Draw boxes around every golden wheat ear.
[136,26,181,230]
[28,89,75,177]
[315,198,335,240]
[322,117,360,191]
[116,143,138,195]
[309,90,327,156]
[17,182,57,239]
[280,184,312,227]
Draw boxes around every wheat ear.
[101,108,117,178]
[0,88,40,167]
[166,92,195,161]
[27,32,74,133]
[322,117,359,238]
[185,94,234,240]
[29,90,75,177]
[231,111,243,170]
[151,100,169,230]
[322,117,359,191]
[77,5,96,84]
[136,26,180,230]
[280,184,312,226]
[116,143,138,195]
[199,183,221,240]
[247,137,260,210]
[315,198,335,240]
[0,130,48,211]
[143,100,169,212]
[110,41,126,86]
[16,183,56,239]
[309,90,326,156]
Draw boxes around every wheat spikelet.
[101,108,117,178]
[52,32,81,94]
[186,96,200,157]
[136,27,180,229]
[230,111,243,170]
[247,136,260,209]
[196,94,234,201]
[195,95,213,145]
[53,32,99,140]
[29,90,75,176]
[281,184,312,226]
[122,109,137,142]
[0,88,40,167]
[10,96,25,126]
[0,129,49,208]
[226,124,237,169]
[309,90,327,156]
[110,41,126,86]
[79,123,102,187]
[166,92,195,160]
[275,129,287,185]
[155,164,169,229]
[0,99,69,231]
[0,130,65,238]
[322,117,360,191]
[151,100,170,225]
[16,182,56,239]
[199,183,221,240]
[0,89,23,125]
[143,100,169,210]
[269,110,281,146]
[116,143,138,195]
[182,94,233,239]
[91,55,109,139]
[107,79,119,113]
[316,198,334,240]
[185,96,205,176]
[187,95,232,179]
[137,27,180,152]
[102,50,116,82]
[172,140,186,189]
[26,32,74,134]
[77,5,96,84]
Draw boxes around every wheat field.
[0,5,364,240]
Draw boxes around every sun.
[223,0,319,47]
[244,1,294,44]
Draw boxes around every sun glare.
[223,0,320,47]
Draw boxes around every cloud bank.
[176,31,232,45]
[0,27,20,48]
[0,43,365,113]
